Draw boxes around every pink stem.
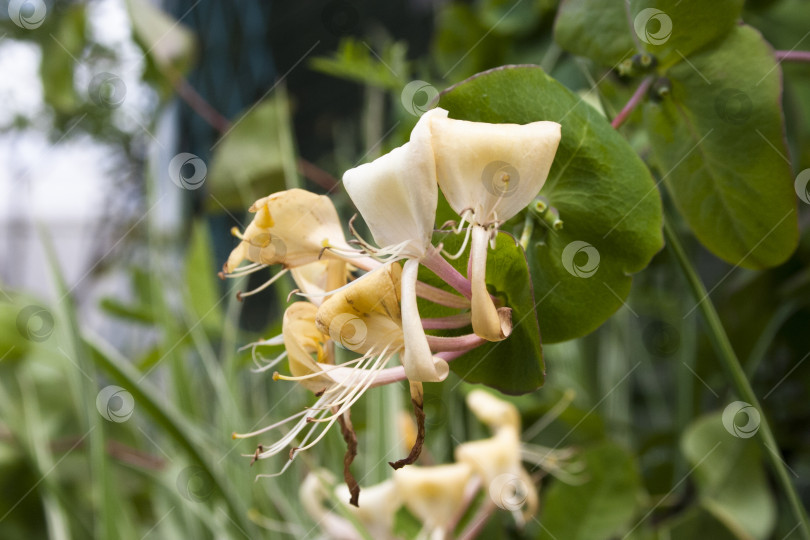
[426,333,488,352]
[415,281,471,309]
[611,77,654,129]
[421,248,473,299]
[775,50,810,62]
[364,342,485,388]
[422,313,472,330]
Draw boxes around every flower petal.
[470,226,511,342]
[431,113,561,224]
[401,259,450,382]
[342,108,447,258]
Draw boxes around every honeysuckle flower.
[300,471,360,540]
[335,479,401,539]
[220,188,356,299]
[301,471,403,540]
[454,390,538,524]
[342,108,452,385]
[394,462,474,540]
[233,301,406,476]
[289,259,349,306]
[429,112,561,342]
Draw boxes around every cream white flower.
[233,300,404,475]
[335,479,401,540]
[220,189,357,299]
[454,390,538,525]
[342,109,452,384]
[394,462,474,539]
[429,112,561,342]
[342,108,446,260]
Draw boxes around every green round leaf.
[440,65,663,343]
[418,231,544,395]
[644,25,799,269]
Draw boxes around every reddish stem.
[775,50,810,62]
[426,333,488,352]
[421,248,473,299]
[611,77,654,129]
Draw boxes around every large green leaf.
[644,25,798,268]
[440,65,663,343]
[680,412,777,540]
[419,231,544,395]
[40,5,86,114]
[554,0,743,70]
[629,0,743,69]
[554,1,636,67]
[539,442,642,540]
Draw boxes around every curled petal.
[470,226,511,342]
[224,188,351,273]
[401,259,450,382]
[342,108,447,258]
[282,302,333,392]
[315,263,403,354]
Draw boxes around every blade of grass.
[84,332,255,536]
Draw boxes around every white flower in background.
[335,479,401,540]
[430,112,561,341]
[300,472,360,540]
[300,471,403,540]
[454,390,538,525]
[394,462,474,540]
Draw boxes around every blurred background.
[1,0,809,538]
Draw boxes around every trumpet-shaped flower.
[342,109,453,384]
[429,111,561,342]
[220,188,355,299]
[233,301,404,475]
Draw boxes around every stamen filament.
[237,268,290,300]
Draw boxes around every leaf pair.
[556,0,799,269]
